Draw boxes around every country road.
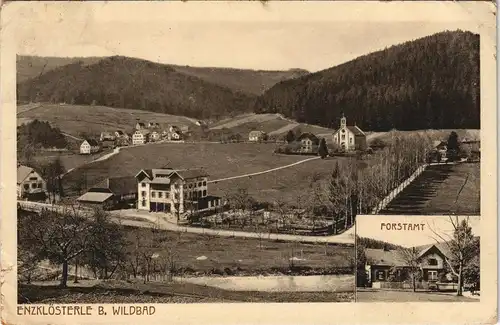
[209,156,321,183]
[18,201,355,245]
[61,132,83,141]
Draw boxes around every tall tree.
[318,138,329,159]
[397,247,421,292]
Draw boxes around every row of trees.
[18,206,181,288]
[17,120,68,165]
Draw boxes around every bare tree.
[397,247,421,292]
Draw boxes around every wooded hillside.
[17,56,256,120]
[254,30,480,131]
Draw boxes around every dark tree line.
[254,30,480,131]
[17,119,68,150]
[17,56,256,120]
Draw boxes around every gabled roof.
[83,138,100,146]
[92,176,138,195]
[17,165,35,184]
[135,169,153,179]
[137,122,146,126]
[347,125,366,136]
[249,130,266,136]
[413,243,451,260]
[116,130,125,135]
[365,248,408,267]
[134,129,151,136]
[297,133,319,143]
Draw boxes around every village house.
[114,130,128,139]
[79,139,101,155]
[132,129,150,145]
[17,164,47,201]
[148,122,161,129]
[101,139,116,150]
[363,244,456,290]
[100,131,115,142]
[77,176,138,210]
[148,131,161,142]
[332,114,367,152]
[248,130,267,142]
[297,133,320,154]
[135,122,146,130]
[135,167,221,215]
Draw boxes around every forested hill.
[17,56,255,120]
[254,30,480,131]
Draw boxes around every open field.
[122,226,355,275]
[380,163,480,215]
[356,288,477,302]
[19,281,354,303]
[17,103,199,137]
[63,143,310,191]
[209,156,353,204]
[32,150,112,173]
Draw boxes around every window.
[174,193,180,200]
[37,182,42,188]
[29,177,37,181]
[377,270,385,281]
[31,183,37,189]
[158,192,163,198]
[341,135,345,140]
[141,183,146,187]
[141,191,146,197]
[198,182,202,187]
[428,270,438,281]
[198,190,202,197]
[428,258,438,266]
[24,184,29,190]
[203,181,206,186]
[203,190,207,197]
[151,191,156,198]
[141,200,146,207]
[350,137,353,144]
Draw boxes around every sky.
[356,215,481,248]
[5,2,495,72]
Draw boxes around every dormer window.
[428,258,438,266]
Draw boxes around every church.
[331,114,367,152]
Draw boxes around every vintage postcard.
[0,1,497,325]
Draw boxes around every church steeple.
[340,113,347,128]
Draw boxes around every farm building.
[17,164,47,201]
[114,130,128,139]
[148,122,161,129]
[80,139,101,155]
[332,114,367,152]
[76,176,138,210]
[297,133,319,154]
[100,131,115,141]
[135,122,146,130]
[132,129,150,145]
[248,130,267,142]
[363,244,456,290]
[101,139,116,150]
[149,131,161,142]
[135,167,221,214]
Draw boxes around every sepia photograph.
[1,1,496,325]
[14,11,482,305]
[355,215,480,302]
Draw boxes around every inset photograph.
[356,215,480,302]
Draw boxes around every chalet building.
[297,133,319,154]
[17,164,47,201]
[249,130,267,142]
[100,131,116,141]
[363,244,454,290]
[132,130,150,145]
[80,139,101,155]
[149,131,161,142]
[76,176,138,210]
[135,167,221,214]
[135,122,146,130]
[332,115,367,152]
[114,130,128,139]
[148,122,161,129]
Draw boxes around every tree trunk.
[457,262,463,296]
[60,260,69,288]
[73,259,79,283]
[412,273,416,292]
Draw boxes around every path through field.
[209,156,321,183]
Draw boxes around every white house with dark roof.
[17,165,47,200]
[332,114,367,152]
[80,139,101,154]
[132,129,150,145]
[135,167,221,214]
